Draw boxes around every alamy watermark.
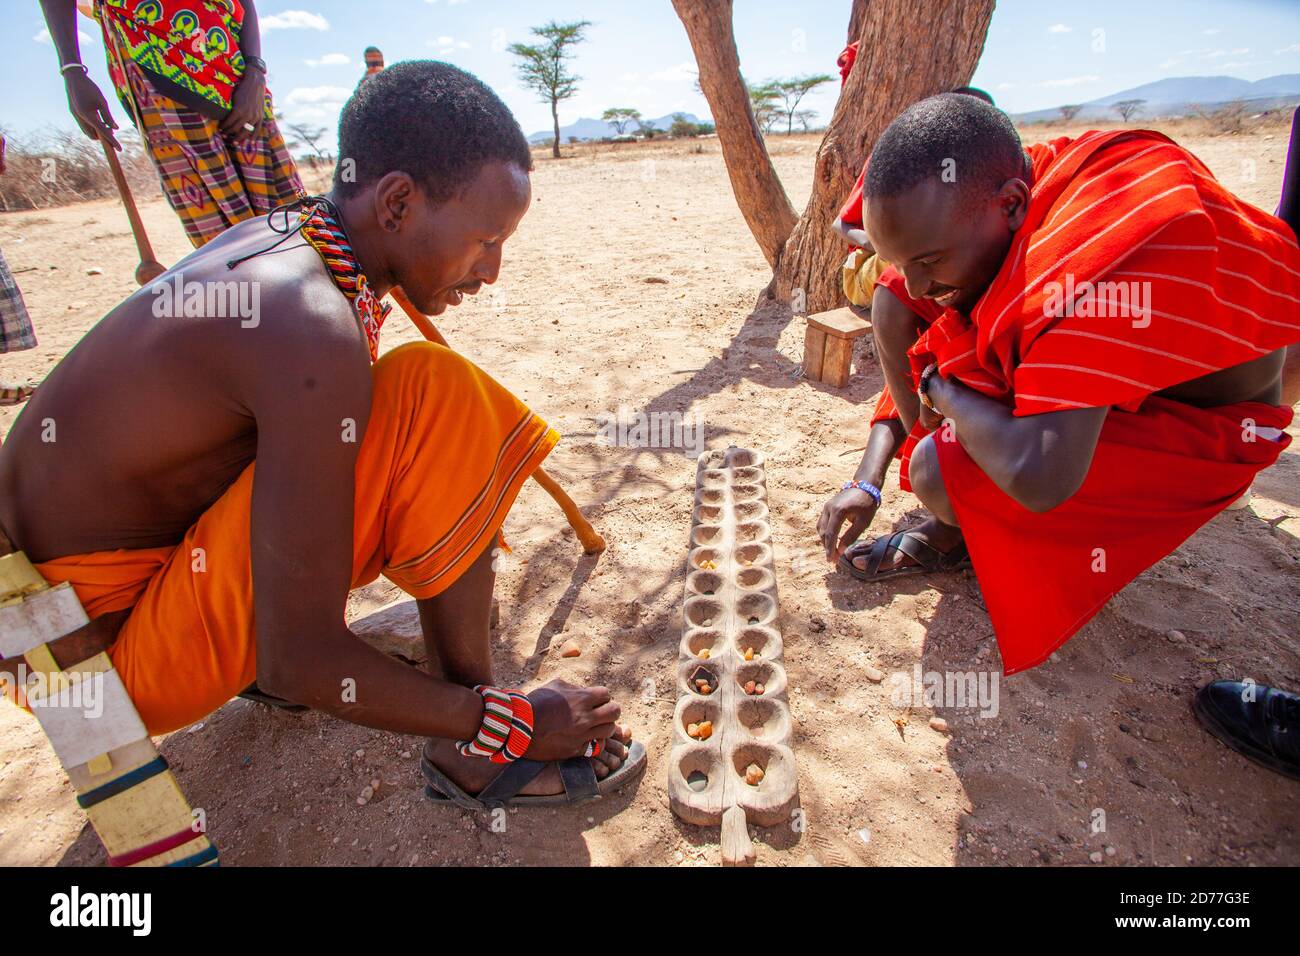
[888,664,1000,718]
[596,405,705,457]
[0,665,105,717]
[1043,273,1151,327]
[151,272,261,328]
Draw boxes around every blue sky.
[3,0,1298,150]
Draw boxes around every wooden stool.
[802,308,872,388]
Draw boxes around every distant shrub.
[0,127,156,212]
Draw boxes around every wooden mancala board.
[667,447,798,854]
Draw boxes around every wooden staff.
[388,287,606,555]
[98,136,166,287]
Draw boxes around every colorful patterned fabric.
[297,201,390,362]
[94,0,248,116]
[0,248,37,354]
[123,59,303,248]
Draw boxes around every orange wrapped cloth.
[33,343,558,733]
[903,130,1300,672]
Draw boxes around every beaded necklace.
[227,196,391,362]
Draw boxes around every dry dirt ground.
[0,123,1296,867]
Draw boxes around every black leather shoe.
[1193,680,1300,781]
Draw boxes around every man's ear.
[373,171,418,233]
[999,178,1031,231]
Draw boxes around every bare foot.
[850,515,965,574]
[423,724,635,797]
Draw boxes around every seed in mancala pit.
[687,771,708,792]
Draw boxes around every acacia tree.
[285,122,331,162]
[672,0,995,310]
[1113,98,1145,122]
[509,20,591,159]
[749,82,781,133]
[602,107,642,135]
[1058,104,1083,122]
[772,74,835,134]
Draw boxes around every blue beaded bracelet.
[842,480,882,506]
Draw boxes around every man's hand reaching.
[525,679,622,761]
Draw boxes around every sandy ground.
[0,124,1297,867]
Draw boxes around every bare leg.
[418,543,629,795]
[1282,345,1300,408]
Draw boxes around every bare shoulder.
[171,219,375,407]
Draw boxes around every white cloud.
[34,26,95,45]
[1202,28,1222,35]
[305,52,350,67]
[1039,74,1102,88]
[285,85,352,105]
[1047,23,1072,34]
[1159,58,1182,69]
[262,10,330,31]
[1203,48,1249,58]
[1275,43,1300,55]
[648,62,698,85]
[426,35,471,52]
[996,82,1015,90]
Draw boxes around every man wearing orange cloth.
[0,62,643,810]
[818,92,1300,685]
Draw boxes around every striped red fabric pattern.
[896,129,1300,484]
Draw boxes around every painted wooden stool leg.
[0,552,216,867]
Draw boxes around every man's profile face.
[866,175,1025,315]
[395,160,532,316]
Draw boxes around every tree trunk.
[552,99,561,159]
[671,0,796,268]
[846,0,869,47]
[772,0,995,312]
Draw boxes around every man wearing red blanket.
[819,95,1300,684]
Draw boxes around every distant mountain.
[528,112,704,144]
[1015,73,1300,123]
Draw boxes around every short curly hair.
[334,60,533,205]
[865,93,1025,206]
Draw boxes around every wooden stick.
[529,467,607,555]
[98,138,166,287]
[388,287,606,554]
[389,287,449,347]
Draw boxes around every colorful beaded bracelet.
[457,685,535,763]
